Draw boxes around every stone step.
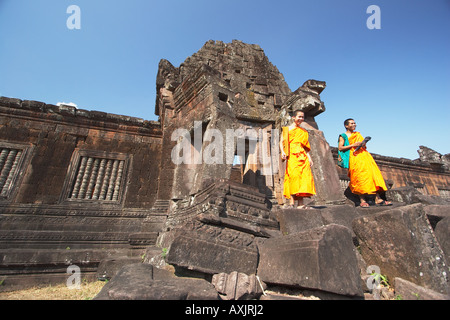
[0,248,132,292]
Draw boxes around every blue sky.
[1,0,449,160]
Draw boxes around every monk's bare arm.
[338,136,362,151]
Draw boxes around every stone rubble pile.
[95,183,449,300]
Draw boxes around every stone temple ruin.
[0,40,449,300]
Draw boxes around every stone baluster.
[85,158,100,199]
[79,157,94,199]
[0,149,18,194]
[99,159,113,200]
[112,160,124,201]
[0,149,21,196]
[92,158,107,200]
[106,160,119,201]
[71,156,87,198]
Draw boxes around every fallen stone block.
[211,271,266,300]
[166,220,260,275]
[275,205,361,237]
[352,203,449,295]
[274,208,324,235]
[388,186,450,206]
[96,256,142,280]
[257,224,364,298]
[394,277,450,300]
[434,217,450,264]
[386,186,419,204]
[94,263,219,300]
[319,204,360,234]
[423,205,450,229]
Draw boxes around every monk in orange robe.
[338,118,392,207]
[280,110,315,209]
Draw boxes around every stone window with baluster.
[0,141,34,201]
[60,149,131,204]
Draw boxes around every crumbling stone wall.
[1,40,449,296]
[0,97,162,207]
[155,40,343,205]
[155,40,295,202]
[332,147,450,197]
[158,39,292,122]
[0,97,165,290]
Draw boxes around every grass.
[0,281,106,300]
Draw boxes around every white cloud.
[56,102,78,108]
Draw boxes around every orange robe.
[283,126,316,199]
[348,132,387,195]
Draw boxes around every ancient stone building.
[1,40,449,296]
[155,40,344,207]
[0,97,167,288]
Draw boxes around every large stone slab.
[387,186,450,206]
[307,129,347,206]
[434,217,450,264]
[352,203,449,295]
[95,256,142,280]
[423,204,450,229]
[257,224,363,298]
[166,219,260,275]
[394,277,450,300]
[94,263,219,300]
[274,204,360,237]
[274,208,324,235]
[319,204,361,233]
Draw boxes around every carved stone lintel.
[166,219,260,275]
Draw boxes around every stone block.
[423,204,450,229]
[388,186,450,205]
[96,256,142,280]
[319,204,360,233]
[257,224,363,297]
[166,220,260,275]
[307,129,347,206]
[275,205,360,237]
[394,277,450,300]
[434,217,450,264]
[94,263,219,300]
[386,186,419,204]
[274,208,324,235]
[353,203,449,295]
[0,96,22,108]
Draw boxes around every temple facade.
[1,40,448,291]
